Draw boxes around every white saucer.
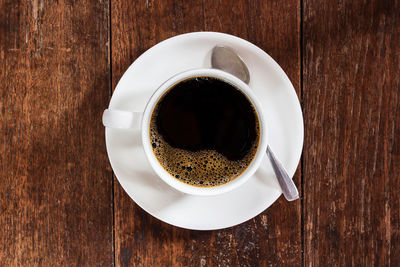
[106,32,303,230]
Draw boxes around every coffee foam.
[150,114,260,187]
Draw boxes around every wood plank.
[111,2,203,266]
[112,1,301,266]
[0,0,113,266]
[303,0,400,266]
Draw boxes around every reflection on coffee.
[150,76,260,187]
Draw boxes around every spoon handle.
[266,146,299,201]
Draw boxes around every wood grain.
[303,0,400,266]
[111,0,301,266]
[0,0,113,266]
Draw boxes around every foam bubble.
[149,134,259,188]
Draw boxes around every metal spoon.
[211,46,299,201]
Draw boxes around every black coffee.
[150,76,260,187]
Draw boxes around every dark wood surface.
[0,0,113,266]
[1,0,398,266]
[303,0,400,266]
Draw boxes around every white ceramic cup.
[103,68,268,196]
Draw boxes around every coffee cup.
[103,68,268,196]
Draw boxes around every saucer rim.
[106,31,304,230]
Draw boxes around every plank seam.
[300,0,305,266]
[108,0,116,266]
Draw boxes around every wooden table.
[1,0,399,266]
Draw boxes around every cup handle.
[102,109,143,129]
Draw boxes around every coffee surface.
[150,76,260,187]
